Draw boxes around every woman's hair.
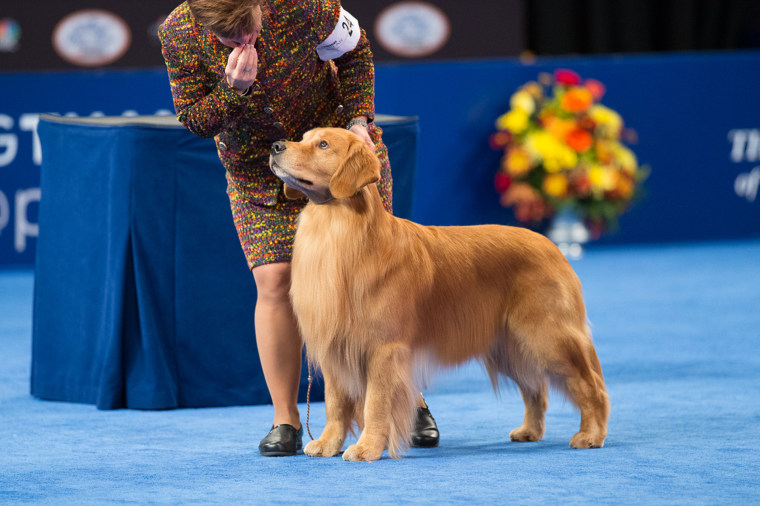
[187,0,263,38]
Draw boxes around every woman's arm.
[310,0,376,123]
[158,11,250,138]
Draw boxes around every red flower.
[494,172,512,193]
[584,79,606,100]
[554,69,581,86]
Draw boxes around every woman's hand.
[225,44,257,94]
[348,117,375,152]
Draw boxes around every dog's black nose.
[271,141,286,155]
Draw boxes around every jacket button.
[336,104,344,114]
[218,141,228,151]
[264,106,273,116]
[273,121,284,130]
[253,82,262,91]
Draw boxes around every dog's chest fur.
[289,201,380,359]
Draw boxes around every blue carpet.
[2,240,760,504]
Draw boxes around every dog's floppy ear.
[283,183,306,200]
[329,137,381,199]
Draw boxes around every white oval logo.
[53,10,131,67]
[374,2,450,58]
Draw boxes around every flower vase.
[546,209,590,260]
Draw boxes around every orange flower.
[612,172,635,199]
[561,87,593,113]
[565,128,593,153]
[544,116,575,141]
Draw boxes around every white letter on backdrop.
[15,187,41,253]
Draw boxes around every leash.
[306,362,314,440]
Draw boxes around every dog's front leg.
[343,343,415,461]
[304,368,354,457]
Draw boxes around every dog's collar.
[309,191,336,205]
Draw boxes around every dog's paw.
[569,431,605,449]
[509,426,544,443]
[304,438,342,457]
[342,443,383,462]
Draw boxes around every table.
[31,114,419,409]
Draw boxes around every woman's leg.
[252,262,302,429]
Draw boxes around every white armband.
[316,7,360,61]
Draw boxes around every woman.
[159,0,438,456]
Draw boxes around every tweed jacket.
[159,0,378,206]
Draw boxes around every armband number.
[316,8,360,61]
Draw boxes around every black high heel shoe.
[258,424,303,457]
[411,403,439,448]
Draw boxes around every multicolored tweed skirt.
[227,142,393,270]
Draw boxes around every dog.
[269,128,609,461]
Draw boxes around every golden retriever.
[269,128,609,461]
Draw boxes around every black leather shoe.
[411,406,439,448]
[259,424,303,457]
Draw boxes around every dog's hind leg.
[304,369,355,457]
[532,326,609,448]
[343,343,416,461]
[559,334,609,449]
[507,316,608,448]
[485,337,548,443]
[509,379,548,443]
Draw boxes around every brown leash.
[306,363,314,440]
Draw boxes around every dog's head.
[269,127,380,204]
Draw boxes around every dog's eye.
[318,140,329,149]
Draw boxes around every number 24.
[341,15,354,36]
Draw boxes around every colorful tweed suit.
[159,0,393,269]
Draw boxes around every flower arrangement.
[491,69,648,237]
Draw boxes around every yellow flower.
[496,109,530,134]
[526,131,577,173]
[503,147,533,177]
[543,173,568,198]
[611,143,638,174]
[588,164,617,194]
[510,90,535,115]
[561,147,578,169]
[595,139,614,164]
[589,105,622,139]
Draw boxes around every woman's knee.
[252,262,292,303]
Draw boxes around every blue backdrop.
[2,50,760,267]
